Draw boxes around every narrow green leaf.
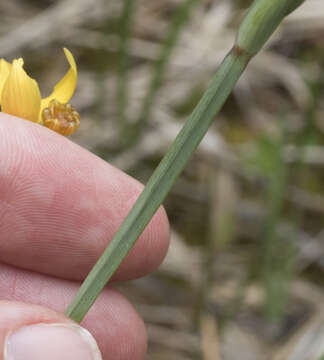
[116,0,135,126]
[66,48,250,323]
[122,0,199,146]
[66,0,306,323]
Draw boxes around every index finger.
[0,114,170,281]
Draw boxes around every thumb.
[0,301,102,360]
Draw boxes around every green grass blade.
[122,0,199,146]
[66,0,306,323]
[66,48,250,323]
[116,0,135,126]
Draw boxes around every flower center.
[42,99,80,136]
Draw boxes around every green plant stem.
[116,0,134,126]
[66,0,305,323]
[67,47,249,323]
[122,0,198,146]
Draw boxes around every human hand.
[0,114,170,360]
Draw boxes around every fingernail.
[4,323,102,360]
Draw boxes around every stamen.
[42,99,80,136]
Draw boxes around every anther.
[42,99,80,136]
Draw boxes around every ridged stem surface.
[66,0,305,323]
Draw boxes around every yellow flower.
[0,48,80,136]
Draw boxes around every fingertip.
[0,301,77,359]
[0,299,146,360]
[0,113,170,282]
[0,265,148,360]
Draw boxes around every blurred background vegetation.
[2,0,324,358]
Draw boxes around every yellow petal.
[0,59,12,104]
[40,48,77,112]
[2,58,41,122]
